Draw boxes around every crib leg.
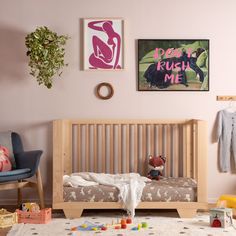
[177,208,197,218]
[63,208,83,218]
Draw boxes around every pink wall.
[0,0,236,204]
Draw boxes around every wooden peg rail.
[217,96,236,101]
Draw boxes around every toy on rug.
[71,216,148,232]
[16,208,51,224]
[0,145,12,172]
[147,155,166,180]
[20,202,40,213]
[71,221,105,231]
[209,207,233,228]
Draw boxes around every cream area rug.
[7,210,236,236]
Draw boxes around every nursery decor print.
[138,39,209,91]
[83,18,124,70]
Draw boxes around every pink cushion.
[0,145,12,172]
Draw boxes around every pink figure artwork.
[88,20,121,69]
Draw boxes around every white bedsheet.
[63,175,99,187]
[63,172,151,217]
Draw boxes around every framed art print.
[83,18,124,70]
[138,39,209,91]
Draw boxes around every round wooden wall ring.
[96,82,114,100]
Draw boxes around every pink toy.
[0,146,12,172]
[16,208,51,224]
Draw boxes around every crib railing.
[53,119,207,204]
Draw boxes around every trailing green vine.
[25,26,69,88]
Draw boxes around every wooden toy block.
[210,208,232,228]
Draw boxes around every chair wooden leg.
[17,180,22,207]
[36,169,45,209]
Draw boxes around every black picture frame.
[138,39,209,91]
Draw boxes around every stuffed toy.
[147,155,166,180]
[0,145,12,172]
[20,202,40,213]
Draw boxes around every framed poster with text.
[138,39,209,91]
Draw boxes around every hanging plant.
[25,26,69,88]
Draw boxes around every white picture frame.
[83,18,124,70]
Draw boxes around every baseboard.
[207,198,218,204]
[0,198,51,207]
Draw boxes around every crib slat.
[93,124,98,173]
[173,125,179,177]
[170,125,174,177]
[162,125,166,176]
[118,124,122,173]
[142,124,147,175]
[109,125,114,174]
[186,124,192,177]
[77,125,81,172]
[134,124,138,172]
[150,124,155,155]
[102,124,106,173]
[183,125,187,177]
[85,125,89,172]
[126,124,130,172]
[183,123,191,177]
[158,125,163,156]
[154,125,158,156]
[165,125,171,177]
[192,122,197,179]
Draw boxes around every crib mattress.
[63,177,197,202]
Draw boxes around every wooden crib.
[53,119,208,218]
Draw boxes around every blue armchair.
[0,132,44,208]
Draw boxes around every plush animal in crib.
[0,145,12,172]
[147,155,166,180]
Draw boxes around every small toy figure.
[147,155,166,180]
[20,203,40,213]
